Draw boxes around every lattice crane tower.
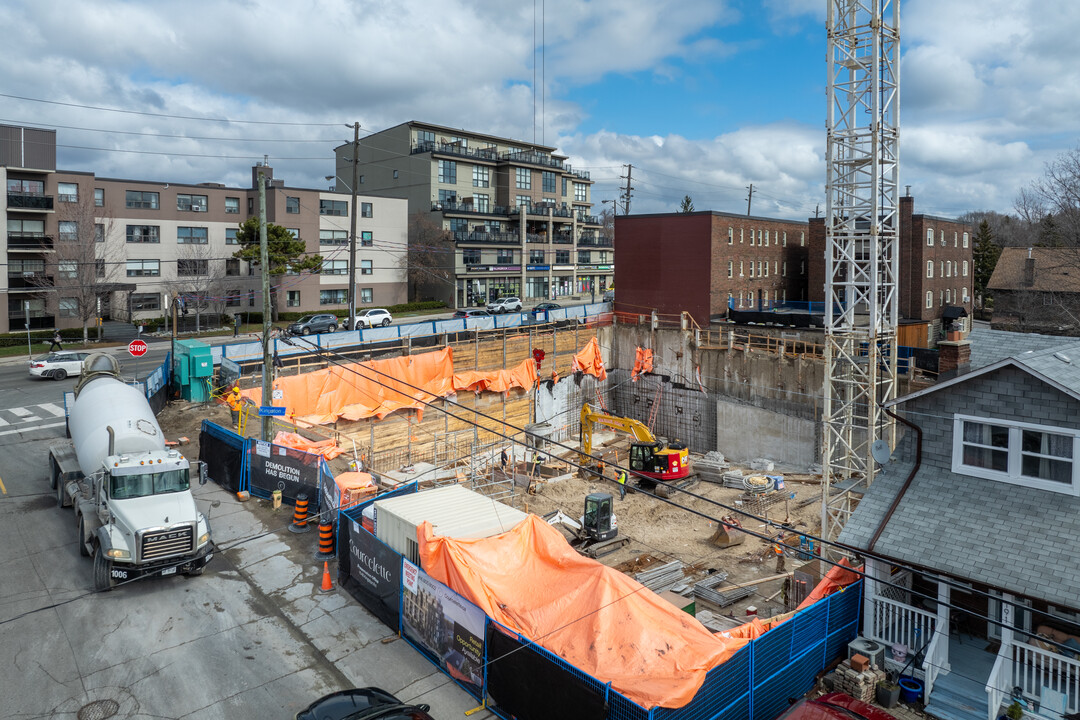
[822,0,900,550]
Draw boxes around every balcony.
[7,314,54,330]
[552,233,574,244]
[432,200,508,216]
[7,274,53,289]
[453,231,520,245]
[500,150,565,170]
[413,141,499,162]
[577,236,613,247]
[7,232,54,250]
[577,213,601,226]
[567,166,591,181]
[7,192,53,211]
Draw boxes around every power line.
[0,119,339,143]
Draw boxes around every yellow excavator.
[579,403,691,497]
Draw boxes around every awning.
[942,305,968,320]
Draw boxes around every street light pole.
[347,122,360,331]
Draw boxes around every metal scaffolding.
[822,0,900,551]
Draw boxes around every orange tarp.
[796,557,860,611]
[419,514,743,709]
[571,336,607,381]
[453,357,538,394]
[272,431,344,460]
[631,346,654,382]
[333,471,376,510]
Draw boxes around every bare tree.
[169,243,219,333]
[402,212,455,301]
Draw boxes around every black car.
[295,687,433,720]
[532,302,561,312]
[287,313,338,336]
[453,308,490,318]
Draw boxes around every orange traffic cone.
[319,561,334,593]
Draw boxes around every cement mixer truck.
[49,353,213,591]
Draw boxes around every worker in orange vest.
[225,386,243,427]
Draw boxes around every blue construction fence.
[208,302,613,366]
[337,490,862,720]
[61,352,172,417]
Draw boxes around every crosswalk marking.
[0,417,8,427]
[0,420,65,438]
[39,403,66,417]
[9,407,33,417]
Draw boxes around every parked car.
[287,314,338,335]
[28,351,90,380]
[354,308,393,329]
[532,302,561,312]
[603,289,615,302]
[453,308,490,318]
[295,687,433,720]
[486,296,523,313]
[773,693,897,720]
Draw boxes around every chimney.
[1023,250,1035,287]
[939,336,971,376]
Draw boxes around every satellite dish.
[871,439,892,465]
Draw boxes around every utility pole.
[258,170,272,442]
[620,164,634,215]
[347,121,360,332]
[170,292,177,400]
[746,183,754,216]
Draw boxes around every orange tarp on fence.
[631,346,653,382]
[272,431,344,460]
[571,336,607,381]
[453,357,538,394]
[419,515,744,709]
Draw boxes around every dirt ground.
[157,401,823,621]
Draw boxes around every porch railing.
[868,596,936,655]
[1013,642,1080,718]
[922,626,948,698]
[985,642,1011,720]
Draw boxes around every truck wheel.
[93,551,115,592]
[56,476,67,508]
[77,516,90,557]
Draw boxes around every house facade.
[839,328,1080,720]
[334,121,608,309]
[987,247,1080,335]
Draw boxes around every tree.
[232,217,321,320]
[972,220,1001,304]
[678,195,695,213]
[1018,146,1080,246]
[401,213,455,302]
[169,243,220,333]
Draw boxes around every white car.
[354,308,393,329]
[29,351,90,380]
[486,296,523,314]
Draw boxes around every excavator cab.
[582,493,617,541]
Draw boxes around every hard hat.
[233,386,240,392]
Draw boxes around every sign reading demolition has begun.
[246,441,320,505]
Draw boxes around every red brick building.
[614,211,810,326]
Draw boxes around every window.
[359,175,364,184]
[225,295,241,307]
[226,228,239,245]
[759,260,764,276]
[360,231,373,247]
[8,178,43,195]
[516,195,531,208]
[58,261,78,279]
[94,188,104,207]
[764,230,770,247]
[320,199,347,216]
[530,250,545,264]
[740,261,744,277]
[393,170,399,179]
[360,259,373,275]
[177,227,208,244]
[287,291,300,307]
[474,194,490,212]
[555,250,570,264]
[963,286,968,301]
[783,231,787,247]
[473,166,490,188]
[361,202,372,218]
[515,168,531,189]
[322,260,348,275]
[940,261,945,278]
[727,261,733,278]
[225,259,240,276]
[954,416,1079,494]
[800,231,805,246]
[740,228,745,244]
[449,218,468,234]
[126,190,159,209]
[320,230,348,246]
[463,249,481,265]
[286,228,300,240]
[578,250,590,264]
[945,261,951,278]
[542,171,556,193]
[940,230,946,246]
[438,189,457,205]
[946,288,952,303]
[57,182,78,202]
[248,197,254,214]
[728,227,733,245]
[130,293,160,312]
[320,289,347,305]
[561,178,568,197]
[963,232,969,248]
[417,129,435,144]
[749,261,755,278]
[95,259,105,279]
[926,291,933,308]
[286,196,300,214]
[749,228,756,246]
[954,232,958,247]
[438,160,457,184]
[225,197,239,214]
[95,224,104,243]
[927,228,934,246]
[498,251,514,264]
[126,259,160,277]
[59,221,78,242]
[574,183,587,202]
[177,193,208,212]
[360,288,373,303]
[177,259,209,276]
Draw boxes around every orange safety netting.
[571,336,607,381]
[419,515,744,709]
[453,357,538,394]
[631,346,654,382]
[272,431,344,460]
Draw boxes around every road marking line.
[39,403,66,417]
[0,420,64,437]
[0,416,8,427]
[9,407,33,417]
[0,476,5,494]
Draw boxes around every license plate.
[205,553,213,563]
[161,566,177,576]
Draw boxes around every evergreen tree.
[972,219,1001,298]
[232,217,322,320]
[677,195,695,213]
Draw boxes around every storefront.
[552,266,575,299]
[575,266,613,300]
[459,267,521,306]
[524,266,549,301]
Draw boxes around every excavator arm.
[579,402,656,462]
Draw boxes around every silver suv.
[287,313,338,335]
[354,308,393,329]
[486,296,522,314]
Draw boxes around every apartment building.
[614,211,810,326]
[1,125,407,333]
[333,121,608,308]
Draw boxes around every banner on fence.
[246,440,320,504]
[402,561,486,695]
[344,519,402,630]
[199,421,244,493]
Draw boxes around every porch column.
[999,592,1016,648]
[936,581,951,671]
[862,557,885,639]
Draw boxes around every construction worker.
[500,449,508,469]
[225,386,243,427]
[596,458,605,479]
[617,469,627,501]
[774,541,786,573]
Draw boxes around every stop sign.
[128,339,148,357]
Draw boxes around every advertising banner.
[345,519,401,630]
[246,441,320,506]
[401,562,486,696]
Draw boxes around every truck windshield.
[110,469,190,499]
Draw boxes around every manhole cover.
[78,699,120,720]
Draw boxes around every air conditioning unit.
[963,295,971,303]
[848,637,886,669]
[192,206,205,212]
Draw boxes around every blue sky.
[1,0,1076,221]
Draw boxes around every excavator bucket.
[709,516,746,548]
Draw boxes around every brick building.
[614,211,810,326]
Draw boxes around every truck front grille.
[140,525,195,561]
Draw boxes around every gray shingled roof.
[967,327,1070,369]
[839,436,1080,608]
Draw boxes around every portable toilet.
[174,339,213,401]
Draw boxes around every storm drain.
[77,699,120,720]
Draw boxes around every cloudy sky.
[1,0,1076,220]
